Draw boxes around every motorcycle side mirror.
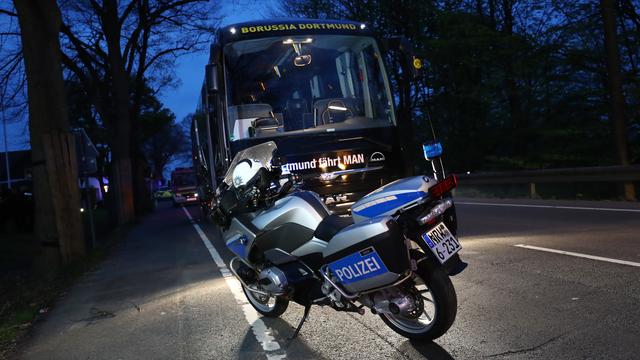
[232,160,254,187]
[271,156,287,168]
[423,141,443,160]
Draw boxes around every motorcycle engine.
[257,267,289,294]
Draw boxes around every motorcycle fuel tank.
[350,176,435,223]
[252,191,329,232]
[226,191,330,262]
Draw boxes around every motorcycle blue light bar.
[423,142,443,160]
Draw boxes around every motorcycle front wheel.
[379,265,457,341]
[242,285,289,317]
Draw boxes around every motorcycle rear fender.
[411,247,467,277]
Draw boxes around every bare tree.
[13,0,85,265]
[58,0,216,224]
[0,8,27,125]
[143,121,190,183]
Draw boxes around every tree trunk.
[102,0,135,223]
[501,0,526,156]
[130,2,152,215]
[476,0,483,17]
[488,0,496,29]
[601,0,636,200]
[14,0,85,265]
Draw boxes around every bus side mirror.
[205,64,219,93]
[382,36,422,81]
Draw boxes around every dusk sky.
[160,0,276,174]
[159,0,276,124]
[1,0,276,152]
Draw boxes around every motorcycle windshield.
[223,141,278,187]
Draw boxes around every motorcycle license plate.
[421,222,461,264]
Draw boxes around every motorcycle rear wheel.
[242,285,289,317]
[379,265,457,341]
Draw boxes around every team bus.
[191,19,421,213]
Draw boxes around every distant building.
[0,150,31,190]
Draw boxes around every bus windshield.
[223,35,395,141]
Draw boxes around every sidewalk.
[13,203,250,360]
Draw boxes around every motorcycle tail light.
[429,174,457,198]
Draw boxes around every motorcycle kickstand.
[288,304,311,340]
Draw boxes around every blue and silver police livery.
[351,176,435,222]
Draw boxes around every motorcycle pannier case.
[322,216,409,293]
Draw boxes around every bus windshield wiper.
[336,136,392,151]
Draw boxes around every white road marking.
[514,244,640,268]
[456,201,640,213]
[182,207,286,360]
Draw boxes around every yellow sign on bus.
[241,23,358,34]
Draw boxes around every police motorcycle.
[211,141,466,341]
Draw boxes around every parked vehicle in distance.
[170,167,198,206]
[154,186,173,201]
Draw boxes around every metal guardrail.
[0,178,27,186]
[456,165,640,199]
[457,165,640,185]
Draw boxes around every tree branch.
[60,23,104,90]
[0,8,17,17]
[122,0,206,71]
[0,52,22,86]
[119,0,138,25]
[143,45,191,73]
[88,0,104,16]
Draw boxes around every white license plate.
[421,222,462,264]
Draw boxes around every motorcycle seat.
[314,214,353,241]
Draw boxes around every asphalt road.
[15,197,640,360]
